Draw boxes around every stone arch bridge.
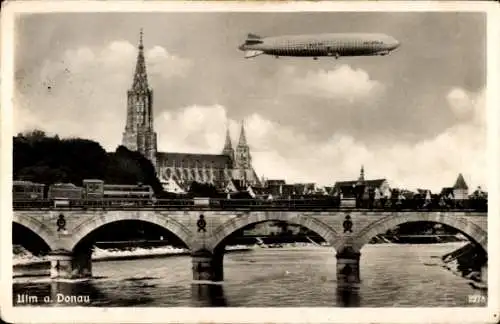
[13,209,487,287]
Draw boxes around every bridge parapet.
[13,209,487,253]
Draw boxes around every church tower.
[122,29,158,169]
[231,120,260,186]
[235,120,251,169]
[221,123,235,163]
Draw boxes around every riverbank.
[13,245,253,276]
[441,242,487,291]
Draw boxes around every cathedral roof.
[157,152,231,167]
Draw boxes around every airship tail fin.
[247,33,262,40]
[244,50,264,59]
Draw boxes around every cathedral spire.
[223,122,233,150]
[139,28,144,50]
[132,28,149,91]
[238,120,248,147]
[222,121,234,159]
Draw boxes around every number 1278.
[468,295,486,304]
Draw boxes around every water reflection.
[191,283,228,307]
[336,288,361,307]
[20,280,357,307]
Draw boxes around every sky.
[13,11,487,192]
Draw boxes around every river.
[12,242,487,307]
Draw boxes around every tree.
[13,130,164,194]
[105,146,163,194]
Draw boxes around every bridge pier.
[191,249,224,282]
[336,247,361,290]
[48,249,92,279]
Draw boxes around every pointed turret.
[222,122,234,161]
[452,173,469,200]
[132,28,149,91]
[358,165,365,182]
[453,173,469,190]
[237,120,248,147]
[223,124,233,150]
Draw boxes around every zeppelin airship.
[238,33,400,60]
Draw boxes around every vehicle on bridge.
[13,179,154,208]
[48,183,84,207]
[83,179,154,201]
[11,180,487,212]
[13,180,45,201]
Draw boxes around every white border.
[1,1,499,323]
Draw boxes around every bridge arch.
[351,213,487,253]
[13,214,58,251]
[208,212,340,252]
[68,212,194,252]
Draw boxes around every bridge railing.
[12,197,488,212]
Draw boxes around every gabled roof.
[333,184,358,198]
[266,179,286,186]
[333,179,387,190]
[225,179,246,192]
[265,183,296,197]
[453,173,469,190]
[471,187,487,198]
[281,184,296,196]
[292,184,306,195]
[161,177,186,194]
[303,183,316,192]
[248,186,268,195]
[400,190,415,199]
[266,184,281,197]
[440,187,454,196]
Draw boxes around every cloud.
[280,64,385,102]
[14,40,192,147]
[156,104,229,153]
[447,87,484,125]
[152,87,486,192]
[146,45,192,79]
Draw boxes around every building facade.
[121,31,260,189]
[332,166,391,199]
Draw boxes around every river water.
[12,243,487,307]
